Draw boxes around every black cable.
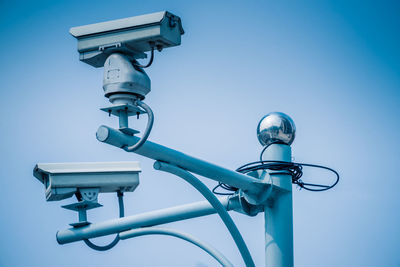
[213,142,288,195]
[213,144,339,194]
[293,162,339,191]
[259,141,283,161]
[83,191,124,251]
[134,46,154,68]
[212,183,237,195]
[236,160,339,192]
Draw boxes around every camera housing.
[70,11,184,68]
[33,162,140,201]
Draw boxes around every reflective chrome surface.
[257,112,296,146]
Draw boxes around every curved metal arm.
[124,100,154,152]
[153,161,255,267]
[119,227,233,267]
[83,192,124,251]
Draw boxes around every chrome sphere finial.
[257,112,296,146]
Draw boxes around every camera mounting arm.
[96,125,270,201]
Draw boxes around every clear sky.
[0,0,399,266]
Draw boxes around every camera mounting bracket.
[62,188,103,228]
[101,103,148,136]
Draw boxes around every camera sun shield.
[33,162,141,201]
[70,11,184,67]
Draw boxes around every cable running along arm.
[119,227,234,267]
[154,161,255,267]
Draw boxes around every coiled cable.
[213,143,339,194]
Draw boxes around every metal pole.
[96,125,266,195]
[118,110,128,128]
[263,144,293,267]
[57,196,240,244]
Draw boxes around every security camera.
[70,11,184,68]
[69,11,184,152]
[33,162,140,201]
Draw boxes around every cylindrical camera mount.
[103,53,151,104]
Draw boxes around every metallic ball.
[257,112,296,146]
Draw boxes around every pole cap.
[257,112,296,146]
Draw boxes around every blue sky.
[0,0,399,266]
